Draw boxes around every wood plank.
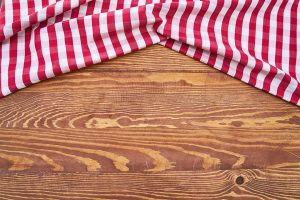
[1,169,300,199]
[0,127,299,172]
[1,69,299,131]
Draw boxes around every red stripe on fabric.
[233,0,251,80]
[289,1,300,104]
[107,10,124,56]
[178,42,189,55]
[22,0,38,87]
[274,1,288,69]
[32,0,52,80]
[261,0,276,63]
[22,28,33,87]
[263,1,289,93]
[262,66,278,92]
[0,45,2,97]
[146,0,153,4]
[73,1,94,66]
[42,0,49,8]
[291,84,300,104]
[62,20,77,71]
[0,0,4,97]
[178,1,193,43]
[35,0,54,81]
[47,24,62,76]
[42,0,61,76]
[261,0,278,91]
[62,2,85,70]
[164,39,175,49]
[70,4,80,18]
[77,17,94,66]
[7,1,21,92]
[247,0,264,86]
[193,48,203,61]
[277,74,291,98]
[207,0,224,67]
[11,1,21,34]
[130,0,138,7]
[28,0,37,24]
[193,1,209,48]
[91,14,108,61]
[116,0,124,10]
[138,5,153,46]
[289,1,299,79]
[101,0,110,12]
[22,0,37,86]
[122,8,139,51]
[55,1,68,23]
[152,3,163,31]
[220,0,238,73]
[206,52,217,67]
[7,36,18,92]
[0,0,5,23]
[27,0,36,15]
[86,1,96,15]
[0,1,5,41]
[163,2,178,37]
[46,2,55,17]
[35,24,47,80]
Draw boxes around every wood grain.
[0,127,299,173]
[0,45,299,199]
[1,169,300,199]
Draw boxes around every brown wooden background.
[1,45,300,199]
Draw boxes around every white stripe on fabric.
[281,1,293,74]
[40,26,54,78]
[240,0,259,83]
[69,19,86,69]
[84,15,101,63]
[29,26,40,83]
[200,1,217,50]
[296,4,300,82]
[15,32,26,88]
[54,22,70,73]
[130,6,147,49]
[99,12,116,59]
[268,0,281,67]
[1,41,10,95]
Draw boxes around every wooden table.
[1,45,300,199]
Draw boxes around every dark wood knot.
[235,176,244,185]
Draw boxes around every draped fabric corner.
[0,0,299,106]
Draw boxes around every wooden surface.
[0,45,300,199]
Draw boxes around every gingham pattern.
[0,0,299,105]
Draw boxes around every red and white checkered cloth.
[0,0,299,105]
